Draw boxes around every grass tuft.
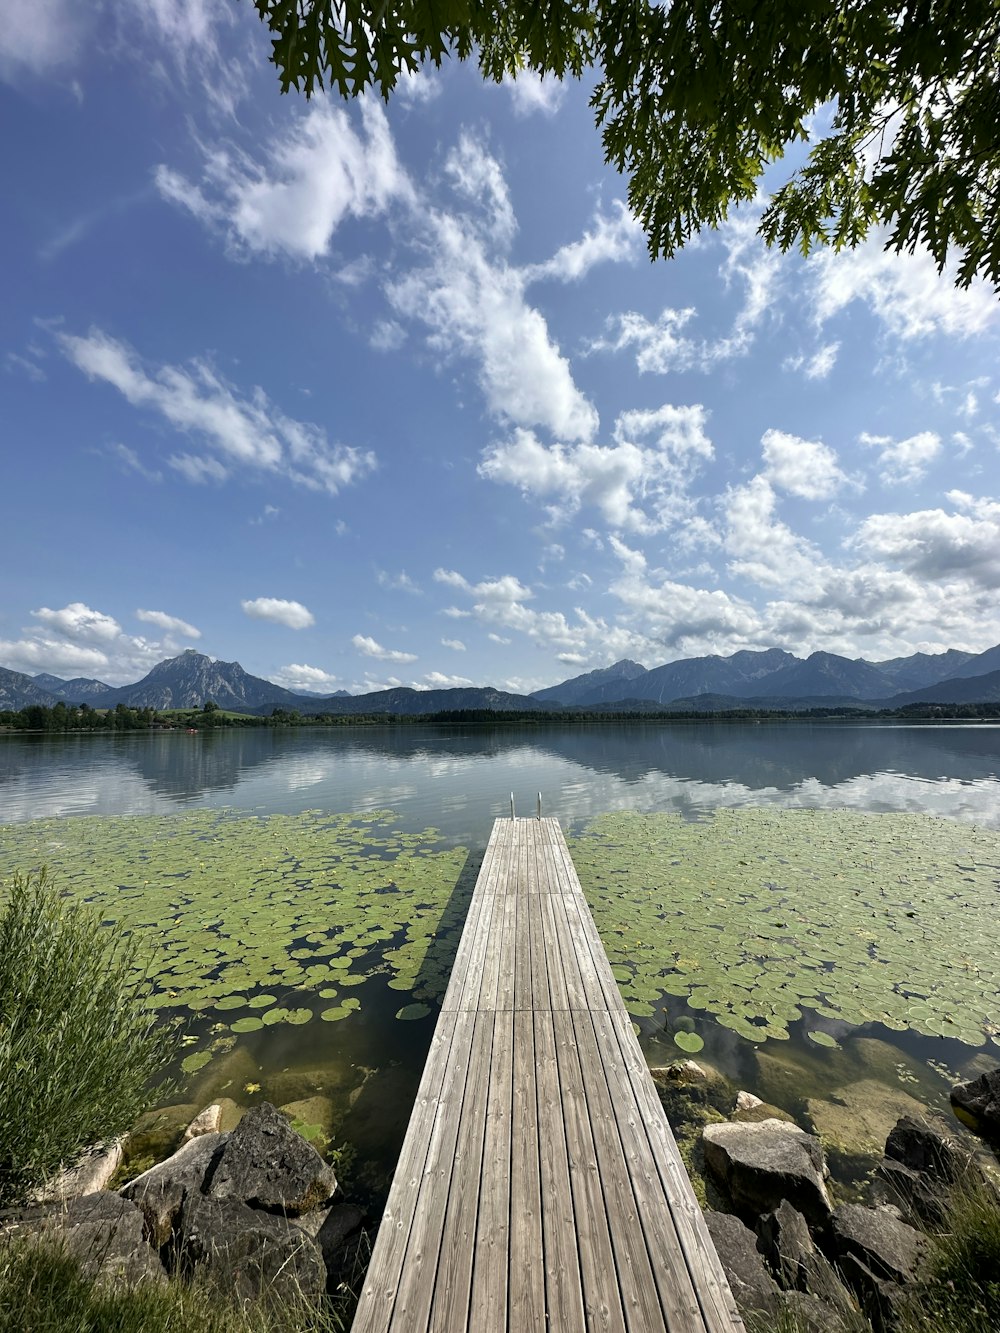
[0,868,176,1207]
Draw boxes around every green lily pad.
[395,1003,431,1021]
[672,1031,705,1053]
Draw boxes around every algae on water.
[569,808,1000,1048]
[0,809,469,1074]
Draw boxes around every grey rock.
[704,1210,781,1319]
[735,1091,763,1113]
[836,1253,915,1333]
[779,1289,855,1333]
[757,1201,857,1316]
[294,1202,364,1272]
[951,1065,1000,1139]
[183,1104,223,1141]
[121,1131,227,1248]
[32,1139,125,1203]
[207,1102,337,1216]
[828,1203,928,1286]
[1,1191,165,1285]
[702,1118,833,1226]
[178,1193,326,1307]
[885,1114,982,1186]
[872,1159,951,1230]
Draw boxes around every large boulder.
[702,1119,833,1226]
[757,1201,857,1317]
[704,1210,782,1320]
[1,1191,165,1285]
[177,1193,327,1308]
[874,1114,991,1228]
[206,1103,337,1216]
[121,1131,228,1248]
[32,1140,125,1204]
[294,1202,365,1276]
[950,1066,1000,1140]
[827,1204,928,1287]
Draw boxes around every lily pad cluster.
[0,809,469,1074]
[569,809,1000,1048]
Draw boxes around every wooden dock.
[351,817,745,1333]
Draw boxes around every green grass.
[900,1181,1000,1332]
[0,1240,355,1333]
[0,868,176,1206]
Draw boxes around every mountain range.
[2,643,1000,716]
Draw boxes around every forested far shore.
[2,700,1000,734]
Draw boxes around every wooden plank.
[446,823,506,1012]
[527,889,550,1013]
[469,1008,514,1329]
[607,1009,745,1332]
[588,1010,707,1331]
[534,1008,587,1330]
[547,887,590,1011]
[509,1008,544,1329]
[353,1009,468,1333]
[426,1012,495,1333]
[540,890,570,1011]
[495,892,517,1011]
[552,1008,627,1332]
[514,876,533,1010]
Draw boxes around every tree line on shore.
[1,700,999,734]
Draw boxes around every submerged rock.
[702,1119,833,1227]
[806,1079,925,1174]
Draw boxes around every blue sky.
[2,1,999,694]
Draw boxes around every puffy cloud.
[441,638,466,651]
[241,598,316,629]
[761,429,851,500]
[478,405,713,532]
[135,609,201,638]
[0,636,113,678]
[269,663,340,693]
[352,634,417,663]
[387,140,598,442]
[860,430,941,485]
[59,328,376,497]
[808,234,998,339]
[488,633,511,645]
[424,671,474,687]
[595,306,748,375]
[851,493,1000,590]
[0,0,85,78]
[723,476,828,593]
[156,99,411,261]
[502,72,566,117]
[526,204,642,284]
[32,602,122,642]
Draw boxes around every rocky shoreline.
[0,1102,365,1312]
[2,1068,998,1331]
[659,1062,1000,1331]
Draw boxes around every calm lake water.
[2,720,999,1207]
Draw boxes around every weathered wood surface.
[351,817,745,1333]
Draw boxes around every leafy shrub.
[0,869,175,1206]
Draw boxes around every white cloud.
[241,597,315,629]
[352,634,417,663]
[502,72,566,117]
[156,99,411,262]
[109,442,163,483]
[860,430,941,485]
[135,609,201,638]
[783,343,840,380]
[270,663,340,693]
[0,0,86,79]
[595,306,748,375]
[526,204,642,284]
[33,602,122,642]
[59,328,377,496]
[488,633,511,644]
[809,234,998,339]
[441,638,466,651]
[0,601,190,684]
[445,132,517,247]
[478,404,713,532]
[387,139,598,442]
[424,671,474,687]
[370,320,405,352]
[723,476,828,594]
[761,429,851,500]
[852,493,1000,590]
[376,570,421,593]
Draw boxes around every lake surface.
[2,720,999,1207]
